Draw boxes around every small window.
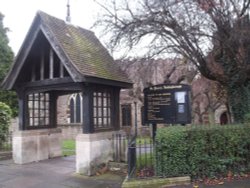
[121,104,132,126]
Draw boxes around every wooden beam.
[40,50,44,80]
[49,47,54,79]
[23,77,73,87]
[21,78,83,94]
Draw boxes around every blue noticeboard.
[143,84,191,125]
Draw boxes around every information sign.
[144,84,191,124]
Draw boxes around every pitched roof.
[2,11,132,89]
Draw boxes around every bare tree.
[192,76,228,124]
[117,58,194,101]
[94,0,250,122]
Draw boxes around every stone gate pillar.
[76,86,121,175]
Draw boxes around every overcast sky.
[0,0,100,55]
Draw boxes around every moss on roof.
[38,11,131,84]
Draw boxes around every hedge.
[155,125,250,179]
[0,102,12,147]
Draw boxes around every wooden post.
[49,92,58,128]
[49,47,54,79]
[17,91,27,130]
[31,65,35,81]
[82,86,94,133]
[40,50,44,80]
[113,88,120,131]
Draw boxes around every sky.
[0,0,101,55]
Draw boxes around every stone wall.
[76,131,117,175]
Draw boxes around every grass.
[62,140,76,156]
[136,137,152,145]
[61,136,152,157]
[137,153,154,168]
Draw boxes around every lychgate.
[2,11,132,175]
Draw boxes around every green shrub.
[0,102,12,147]
[155,125,250,179]
[155,126,189,177]
[244,112,250,124]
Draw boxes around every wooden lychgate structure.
[2,11,132,175]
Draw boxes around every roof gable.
[2,11,132,90]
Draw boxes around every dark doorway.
[220,112,228,125]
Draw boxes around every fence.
[111,133,155,179]
[126,136,155,179]
[0,132,12,160]
[112,133,127,162]
[126,125,250,180]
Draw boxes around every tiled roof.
[38,11,132,84]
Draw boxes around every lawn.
[61,137,152,157]
[62,140,75,156]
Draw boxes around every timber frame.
[2,11,132,133]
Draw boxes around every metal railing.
[112,133,127,162]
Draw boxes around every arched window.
[68,93,82,123]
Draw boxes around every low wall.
[13,128,62,164]
[76,131,122,176]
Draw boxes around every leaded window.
[28,92,50,128]
[93,90,112,129]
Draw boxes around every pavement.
[0,156,125,188]
[1,157,250,188]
